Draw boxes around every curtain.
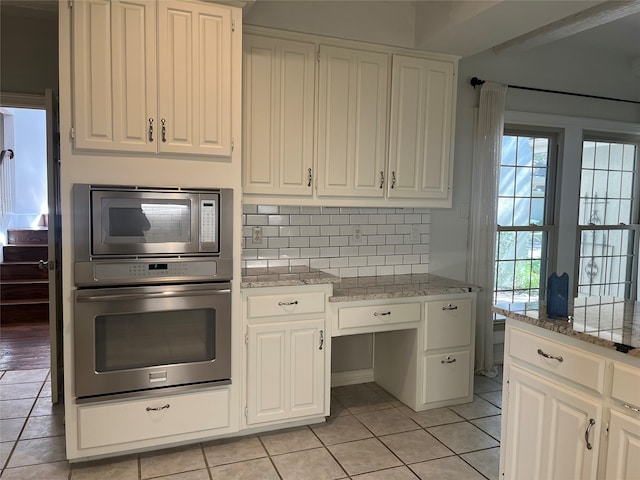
[468,81,507,378]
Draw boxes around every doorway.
[0,104,49,371]
[0,92,62,402]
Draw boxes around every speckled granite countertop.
[241,269,479,301]
[240,267,339,288]
[330,273,480,302]
[493,296,640,358]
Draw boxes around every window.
[494,130,557,310]
[577,136,640,298]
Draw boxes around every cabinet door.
[243,35,316,196]
[317,45,388,197]
[605,409,640,480]
[158,1,232,156]
[246,319,325,425]
[504,365,602,480]
[72,0,156,152]
[388,55,454,200]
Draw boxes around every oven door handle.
[77,289,231,302]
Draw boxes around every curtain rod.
[470,77,640,106]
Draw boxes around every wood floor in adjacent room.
[0,322,50,371]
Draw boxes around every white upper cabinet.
[388,54,454,200]
[157,1,232,156]
[72,0,234,156]
[241,28,458,207]
[317,45,388,198]
[243,35,315,196]
[72,0,157,153]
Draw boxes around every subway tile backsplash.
[242,205,430,278]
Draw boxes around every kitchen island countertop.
[494,296,640,358]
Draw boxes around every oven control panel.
[93,261,218,282]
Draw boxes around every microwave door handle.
[77,289,231,302]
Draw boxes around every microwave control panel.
[200,199,217,244]
[93,261,218,282]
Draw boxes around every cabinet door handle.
[585,418,595,450]
[161,118,167,143]
[373,311,391,316]
[442,304,458,311]
[278,300,298,306]
[537,348,563,362]
[379,171,384,189]
[148,118,154,142]
[441,356,457,364]
[146,403,170,412]
[624,404,640,413]
[391,171,396,189]
[319,330,324,350]
[308,168,312,187]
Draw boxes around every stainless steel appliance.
[73,184,233,286]
[72,184,233,402]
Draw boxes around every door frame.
[0,91,63,402]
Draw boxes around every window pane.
[495,132,553,310]
[497,197,514,226]
[594,142,610,169]
[497,231,516,260]
[578,228,634,297]
[515,167,533,197]
[531,198,545,225]
[582,141,596,169]
[579,140,636,226]
[514,198,531,226]
[499,166,516,196]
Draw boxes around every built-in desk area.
[241,268,479,423]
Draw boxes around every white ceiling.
[3,0,640,62]
[412,0,640,59]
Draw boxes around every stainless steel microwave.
[73,183,233,263]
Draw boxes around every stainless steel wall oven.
[72,184,233,402]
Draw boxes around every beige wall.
[0,6,58,95]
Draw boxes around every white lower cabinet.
[77,388,230,449]
[246,319,325,424]
[502,322,640,480]
[605,409,640,479]
[243,285,331,427]
[503,364,601,480]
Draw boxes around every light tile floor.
[0,369,503,479]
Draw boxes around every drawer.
[338,302,421,330]
[422,349,471,404]
[247,291,326,319]
[611,362,640,408]
[424,298,472,350]
[78,388,230,449]
[508,327,606,393]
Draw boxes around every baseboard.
[331,368,374,387]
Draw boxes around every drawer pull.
[373,311,391,317]
[278,301,298,306]
[442,304,458,311]
[146,404,170,412]
[585,418,595,450]
[537,348,564,362]
[319,330,324,350]
[624,404,640,413]
[441,356,457,364]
